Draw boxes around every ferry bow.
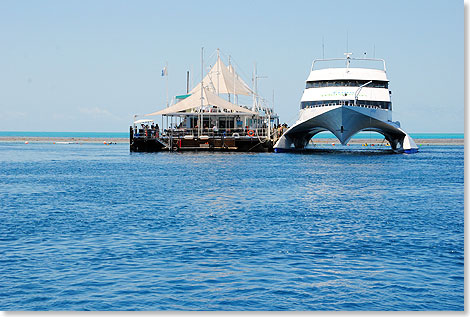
[274,54,418,153]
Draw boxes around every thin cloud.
[77,107,126,124]
[0,111,29,119]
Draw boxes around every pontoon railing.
[133,127,277,139]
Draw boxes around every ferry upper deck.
[301,56,392,111]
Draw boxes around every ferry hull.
[274,105,418,153]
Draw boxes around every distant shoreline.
[0,136,463,145]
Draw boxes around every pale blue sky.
[0,0,463,132]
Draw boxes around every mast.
[230,55,238,105]
[228,55,231,102]
[199,47,204,138]
[232,56,238,105]
[344,52,352,68]
[252,62,257,111]
[216,48,220,96]
[272,89,275,113]
[252,63,267,112]
[268,89,274,139]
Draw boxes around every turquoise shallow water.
[0,143,464,310]
[0,131,464,139]
[0,131,129,138]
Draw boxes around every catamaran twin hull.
[274,104,418,153]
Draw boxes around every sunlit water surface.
[0,143,464,310]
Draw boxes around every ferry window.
[301,100,391,110]
[305,80,389,88]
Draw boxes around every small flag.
[161,66,168,77]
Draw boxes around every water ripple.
[0,143,464,310]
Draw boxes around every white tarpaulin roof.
[189,57,253,96]
[144,86,257,116]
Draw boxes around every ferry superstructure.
[274,54,418,153]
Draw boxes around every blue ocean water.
[0,131,129,138]
[0,131,464,139]
[0,143,464,311]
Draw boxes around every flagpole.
[165,62,169,108]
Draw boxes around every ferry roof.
[307,67,388,82]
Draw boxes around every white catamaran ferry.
[274,53,418,153]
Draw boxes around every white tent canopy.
[189,57,253,96]
[144,86,257,116]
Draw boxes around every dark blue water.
[0,143,464,310]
